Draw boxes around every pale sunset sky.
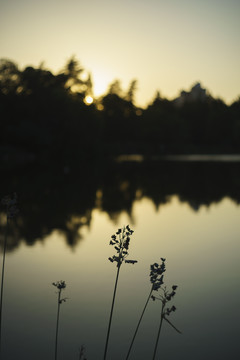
[0,0,239,107]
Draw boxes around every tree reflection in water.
[1,159,240,252]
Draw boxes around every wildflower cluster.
[52,281,67,304]
[151,285,178,318]
[104,226,137,359]
[165,305,176,316]
[150,258,166,291]
[1,193,19,219]
[52,280,66,290]
[108,225,137,268]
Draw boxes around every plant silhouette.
[0,193,19,356]
[103,225,137,360]
[151,285,181,360]
[52,280,67,360]
[125,259,166,359]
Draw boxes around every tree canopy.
[1,57,240,171]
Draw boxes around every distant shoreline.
[116,154,240,163]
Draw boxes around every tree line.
[1,57,240,170]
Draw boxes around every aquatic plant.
[103,225,137,360]
[151,284,181,360]
[52,280,67,360]
[0,193,19,355]
[125,258,166,360]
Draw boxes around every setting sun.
[84,95,93,105]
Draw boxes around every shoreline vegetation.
[1,56,240,172]
[116,154,240,162]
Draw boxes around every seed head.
[108,225,137,268]
[152,283,179,318]
[52,280,66,290]
[150,258,166,291]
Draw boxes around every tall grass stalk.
[103,225,137,360]
[125,289,152,360]
[151,285,181,360]
[125,259,166,360]
[0,215,8,356]
[52,280,67,360]
[0,193,18,356]
[103,264,120,360]
[152,302,164,360]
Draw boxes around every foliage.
[1,57,240,172]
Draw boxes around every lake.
[1,158,240,360]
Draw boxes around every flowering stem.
[103,264,121,360]
[0,216,9,356]
[55,288,62,360]
[152,302,164,360]
[125,289,153,360]
[163,316,181,334]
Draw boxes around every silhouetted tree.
[107,79,123,96]
[0,59,20,95]
[1,56,240,165]
[60,56,93,98]
[125,79,137,103]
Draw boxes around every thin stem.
[125,289,153,360]
[152,302,164,360]
[55,289,62,360]
[0,216,9,356]
[163,316,182,334]
[103,264,121,360]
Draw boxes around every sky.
[0,0,240,107]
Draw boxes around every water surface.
[1,190,240,359]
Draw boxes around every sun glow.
[91,70,113,97]
[93,81,108,97]
[84,95,93,105]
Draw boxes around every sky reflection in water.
[2,196,240,359]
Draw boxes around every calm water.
[1,160,240,359]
